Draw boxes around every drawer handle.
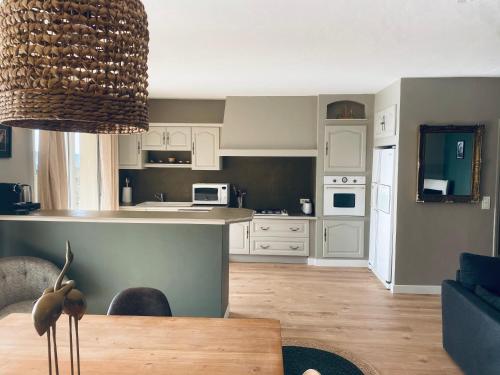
[260,226,270,231]
[289,227,300,232]
[289,245,300,250]
[260,244,270,249]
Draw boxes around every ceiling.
[143,0,500,99]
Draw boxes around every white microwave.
[192,183,230,205]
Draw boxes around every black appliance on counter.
[0,183,41,215]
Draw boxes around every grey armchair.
[0,256,62,319]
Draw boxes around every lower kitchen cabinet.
[230,218,310,257]
[229,222,250,255]
[323,219,364,258]
[250,237,308,256]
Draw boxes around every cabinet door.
[119,135,145,169]
[166,127,192,151]
[323,220,364,258]
[324,126,366,172]
[192,127,221,170]
[230,222,250,255]
[141,127,167,150]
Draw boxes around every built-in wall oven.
[323,176,366,216]
[192,183,230,205]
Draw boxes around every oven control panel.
[324,176,366,185]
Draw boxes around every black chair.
[107,287,172,317]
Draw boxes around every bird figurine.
[32,241,85,375]
[64,287,87,375]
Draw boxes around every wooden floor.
[229,263,463,375]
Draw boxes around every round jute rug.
[282,338,380,375]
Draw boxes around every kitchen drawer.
[251,219,309,238]
[250,237,309,256]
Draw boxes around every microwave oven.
[192,183,230,205]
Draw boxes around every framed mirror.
[417,124,484,203]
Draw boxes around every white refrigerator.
[369,147,396,287]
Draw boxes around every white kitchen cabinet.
[250,237,309,256]
[166,127,192,151]
[119,134,146,169]
[374,105,397,139]
[229,222,250,255]
[142,126,167,151]
[192,127,221,170]
[324,125,366,172]
[323,219,364,258]
[251,219,309,238]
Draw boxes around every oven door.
[323,185,366,216]
[193,186,222,204]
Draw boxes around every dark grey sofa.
[442,253,500,375]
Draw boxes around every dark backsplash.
[120,157,315,213]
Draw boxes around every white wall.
[0,128,34,185]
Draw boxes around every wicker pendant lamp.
[0,0,149,134]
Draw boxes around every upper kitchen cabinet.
[142,126,167,150]
[166,127,192,151]
[119,134,146,169]
[324,125,366,172]
[221,96,317,155]
[142,124,192,151]
[192,127,221,170]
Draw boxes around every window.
[33,131,100,210]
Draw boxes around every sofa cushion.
[475,285,500,312]
[460,253,500,294]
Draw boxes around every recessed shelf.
[144,163,192,168]
[326,100,366,120]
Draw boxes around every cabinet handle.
[163,132,166,146]
[166,132,170,145]
[381,116,386,132]
[192,141,195,155]
[289,245,300,250]
[137,140,141,154]
[246,226,249,239]
[325,141,329,156]
[289,227,300,232]
[260,244,270,249]
[324,228,327,242]
[260,226,270,231]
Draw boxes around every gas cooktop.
[253,209,289,216]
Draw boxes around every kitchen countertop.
[0,208,254,225]
[119,204,316,220]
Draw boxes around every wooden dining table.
[0,314,284,374]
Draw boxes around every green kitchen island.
[0,208,253,318]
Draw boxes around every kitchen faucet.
[154,193,166,202]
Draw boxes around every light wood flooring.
[229,263,463,375]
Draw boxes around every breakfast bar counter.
[0,207,254,225]
[0,209,253,318]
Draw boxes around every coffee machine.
[0,183,41,214]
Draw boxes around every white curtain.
[37,131,68,210]
[98,135,119,210]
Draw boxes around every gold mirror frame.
[417,124,485,203]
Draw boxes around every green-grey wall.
[121,157,315,213]
[1,221,229,318]
[149,99,226,123]
[395,77,500,286]
[0,128,34,185]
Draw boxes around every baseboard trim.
[230,255,308,264]
[224,304,230,319]
[392,285,442,295]
[307,258,369,267]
